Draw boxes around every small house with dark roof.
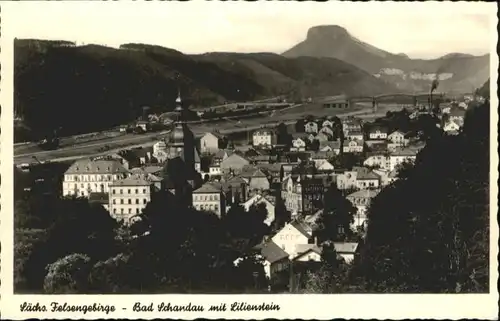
[247,241,290,281]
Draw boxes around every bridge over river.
[322,92,446,111]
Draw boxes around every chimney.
[314,236,318,245]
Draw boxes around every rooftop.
[333,242,359,254]
[65,159,129,175]
[258,240,290,263]
[291,220,313,238]
[110,175,155,187]
[193,183,222,194]
[347,189,380,199]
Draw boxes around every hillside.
[14,39,395,141]
[477,78,490,98]
[283,25,490,93]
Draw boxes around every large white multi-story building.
[62,159,129,197]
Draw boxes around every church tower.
[167,90,196,170]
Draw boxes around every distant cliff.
[283,25,490,93]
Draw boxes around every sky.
[3,1,494,59]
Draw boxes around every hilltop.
[283,25,490,93]
[15,39,395,141]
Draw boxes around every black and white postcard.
[0,1,498,319]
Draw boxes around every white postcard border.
[0,1,498,320]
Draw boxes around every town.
[14,86,487,293]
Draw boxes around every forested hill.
[352,100,490,292]
[14,39,395,141]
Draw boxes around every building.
[355,167,381,189]
[343,139,364,153]
[367,126,388,140]
[373,168,399,186]
[62,159,129,197]
[363,154,389,170]
[443,120,461,135]
[316,160,334,171]
[319,126,334,137]
[252,241,290,281]
[291,135,307,152]
[323,97,350,109]
[304,121,318,134]
[252,129,277,148]
[242,194,276,226]
[449,107,466,126]
[342,117,362,135]
[239,167,271,192]
[319,140,341,154]
[293,245,322,262]
[212,149,233,166]
[200,132,223,154]
[281,175,324,215]
[322,119,334,128]
[108,175,157,224]
[192,183,226,218]
[333,242,359,264]
[271,220,314,257]
[346,130,364,141]
[160,91,203,206]
[387,130,408,145]
[310,151,335,168]
[220,153,250,174]
[388,149,418,171]
[152,140,168,163]
[315,132,330,143]
[347,189,380,230]
[222,176,248,207]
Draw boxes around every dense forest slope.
[14,39,395,141]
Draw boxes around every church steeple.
[175,88,183,113]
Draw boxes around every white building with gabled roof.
[62,158,129,197]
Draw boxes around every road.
[14,102,404,165]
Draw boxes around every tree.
[276,122,292,146]
[19,198,118,292]
[353,101,490,293]
[43,253,92,294]
[302,242,349,293]
[88,253,133,293]
[314,184,356,243]
[272,196,291,232]
[295,119,305,133]
[308,139,320,152]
